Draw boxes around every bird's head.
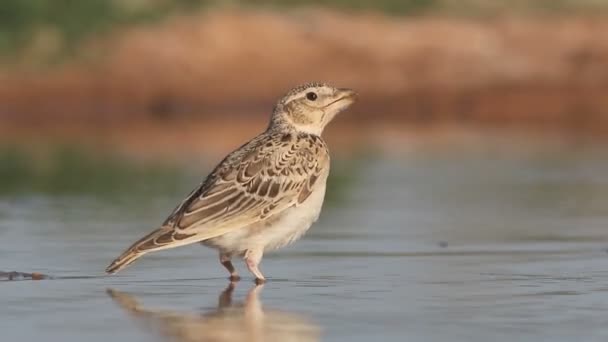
[270,82,357,135]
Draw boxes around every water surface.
[2,146,608,341]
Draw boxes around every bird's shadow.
[106,282,319,341]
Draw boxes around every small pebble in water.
[0,271,48,281]
[438,241,448,248]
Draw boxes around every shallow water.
[2,146,608,341]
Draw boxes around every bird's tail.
[105,226,198,274]
[106,248,144,275]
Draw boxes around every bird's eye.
[306,92,317,101]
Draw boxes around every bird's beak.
[324,88,356,110]
[337,88,357,101]
[320,87,357,127]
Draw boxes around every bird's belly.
[204,183,326,254]
[255,186,326,251]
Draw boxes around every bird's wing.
[162,133,329,243]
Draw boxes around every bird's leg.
[218,282,236,309]
[244,283,264,319]
[219,252,240,282]
[244,249,265,284]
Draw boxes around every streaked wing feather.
[165,133,328,242]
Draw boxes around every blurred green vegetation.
[0,145,361,205]
[0,0,209,58]
[325,158,362,206]
[0,146,186,197]
[2,0,607,59]
[245,0,437,14]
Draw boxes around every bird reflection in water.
[107,283,319,342]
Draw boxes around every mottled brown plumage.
[106,83,356,281]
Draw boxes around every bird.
[105,82,357,283]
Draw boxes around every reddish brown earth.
[1,9,608,154]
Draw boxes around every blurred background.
[1,0,608,192]
[2,1,608,341]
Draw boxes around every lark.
[105,82,356,282]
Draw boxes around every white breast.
[258,181,327,251]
